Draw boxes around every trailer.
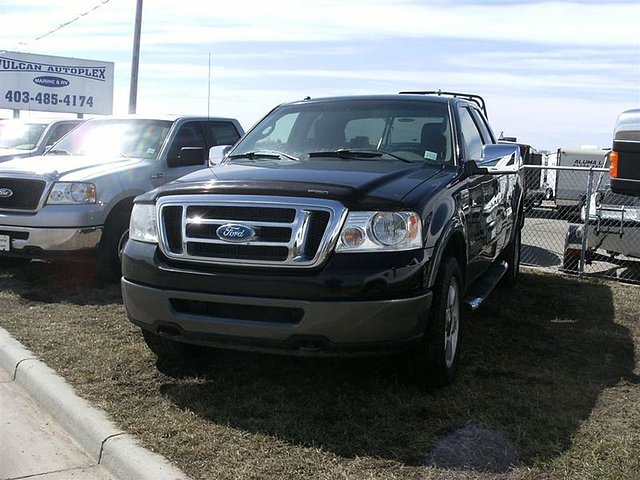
[554,148,608,208]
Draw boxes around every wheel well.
[103,198,135,235]
[442,232,466,280]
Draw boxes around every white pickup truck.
[0,115,244,279]
[0,119,84,162]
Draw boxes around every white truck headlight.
[47,182,96,204]
[129,203,158,243]
[336,211,422,252]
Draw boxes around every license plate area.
[0,234,10,251]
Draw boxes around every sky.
[1,0,639,151]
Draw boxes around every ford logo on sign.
[216,224,256,243]
[0,188,14,198]
[33,76,70,88]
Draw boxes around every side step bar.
[463,260,508,311]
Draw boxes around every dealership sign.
[0,51,113,115]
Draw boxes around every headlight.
[46,182,96,204]
[129,203,158,243]
[335,211,422,252]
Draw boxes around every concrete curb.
[0,327,190,480]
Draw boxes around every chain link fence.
[521,165,640,284]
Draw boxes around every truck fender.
[425,217,467,290]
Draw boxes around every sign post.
[0,51,114,116]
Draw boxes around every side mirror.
[466,144,521,175]
[168,147,205,167]
[209,145,232,166]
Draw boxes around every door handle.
[149,173,165,180]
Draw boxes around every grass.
[0,262,638,480]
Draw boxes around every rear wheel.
[499,224,521,288]
[403,257,463,388]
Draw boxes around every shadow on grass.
[157,272,636,469]
[0,260,121,305]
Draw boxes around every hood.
[0,148,33,162]
[0,154,142,181]
[146,159,443,208]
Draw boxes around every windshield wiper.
[308,149,413,163]
[227,150,300,162]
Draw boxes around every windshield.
[230,99,453,164]
[0,122,47,150]
[47,119,172,160]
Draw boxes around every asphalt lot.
[521,204,640,283]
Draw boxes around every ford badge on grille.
[216,224,256,243]
[0,188,14,198]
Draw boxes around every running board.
[463,260,508,311]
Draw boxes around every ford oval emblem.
[33,76,70,88]
[0,188,14,198]
[216,223,256,243]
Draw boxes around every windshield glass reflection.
[0,122,47,150]
[47,119,172,160]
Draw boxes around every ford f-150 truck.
[122,93,523,386]
[0,119,84,162]
[0,115,243,278]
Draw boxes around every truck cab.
[610,109,640,196]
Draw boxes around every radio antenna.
[207,52,211,119]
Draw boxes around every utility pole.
[128,0,143,114]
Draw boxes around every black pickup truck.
[122,92,523,386]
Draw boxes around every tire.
[403,257,463,388]
[562,252,580,272]
[562,225,582,273]
[99,209,131,282]
[499,224,521,288]
[0,257,31,268]
[142,330,191,359]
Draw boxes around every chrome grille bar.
[157,195,348,268]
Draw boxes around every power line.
[12,0,112,50]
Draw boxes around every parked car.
[0,119,84,162]
[121,92,523,387]
[0,115,244,277]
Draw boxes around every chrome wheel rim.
[444,277,460,369]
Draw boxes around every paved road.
[0,367,117,480]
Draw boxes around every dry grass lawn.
[0,262,638,480]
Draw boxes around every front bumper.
[122,278,431,355]
[0,225,102,258]
[121,239,433,355]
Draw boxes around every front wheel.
[99,210,130,282]
[0,257,31,268]
[142,330,194,359]
[403,257,463,388]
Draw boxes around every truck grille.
[157,195,346,268]
[0,177,47,211]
